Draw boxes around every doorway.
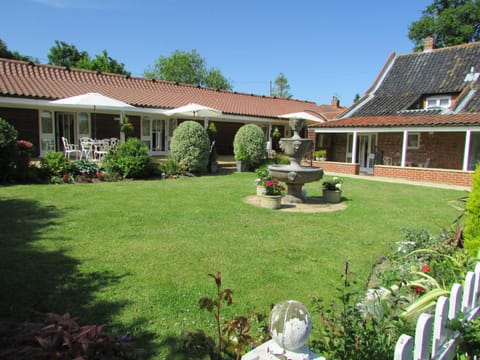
[358,134,376,174]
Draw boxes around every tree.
[408,0,480,50]
[144,49,232,90]
[47,41,129,75]
[76,50,130,75]
[0,38,35,62]
[270,73,292,98]
[47,40,88,68]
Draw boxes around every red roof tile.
[0,58,343,120]
[311,113,480,128]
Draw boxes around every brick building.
[309,38,480,187]
[0,58,343,158]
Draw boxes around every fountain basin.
[269,165,324,203]
[268,165,324,185]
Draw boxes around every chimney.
[331,96,340,108]
[424,35,435,52]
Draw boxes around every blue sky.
[3,0,431,106]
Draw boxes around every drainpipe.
[463,130,472,171]
[401,131,408,167]
[351,131,358,164]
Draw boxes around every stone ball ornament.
[269,300,312,351]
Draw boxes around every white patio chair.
[80,137,95,160]
[94,139,110,161]
[418,158,431,168]
[61,136,81,160]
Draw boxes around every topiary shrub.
[464,165,480,256]
[104,138,153,179]
[0,118,18,182]
[170,121,210,173]
[233,124,266,171]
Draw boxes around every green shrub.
[464,166,480,256]
[0,118,18,182]
[233,124,266,171]
[104,138,152,179]
[158,157,186,177]
[170,121,210,173]
[71,159,99,178]
[40,152,71,179]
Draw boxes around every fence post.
[394,263,480,360]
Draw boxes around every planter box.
[323,189,342,203]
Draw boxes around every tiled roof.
[311,113,480,129]
[345,42,480,117]
[0,58,343,120]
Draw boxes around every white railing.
[394,262,480,360]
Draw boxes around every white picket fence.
[394,262,480,360]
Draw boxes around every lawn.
[0,172,467,357]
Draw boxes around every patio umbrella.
[164,103,222,118]
[278,111,325,123]
[50,92,136,138]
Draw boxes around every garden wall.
[312,160,359,175]
[374,165,473,187]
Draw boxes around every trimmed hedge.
[233,124,266,171]
[170,121,210,173]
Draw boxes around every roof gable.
[344,42,480,117]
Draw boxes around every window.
[425,96,451,109]
[408,133,420,149]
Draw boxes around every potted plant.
[235,144,247,172]
[322,176,343,203]
[260,178,285,209]
[255,164,271,195]
[314,149,327,161]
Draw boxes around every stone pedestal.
[242,300,324,360]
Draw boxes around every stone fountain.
[268,118,323,203]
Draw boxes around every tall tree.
[47,40,88,68]
[144,49,232,90]
[0,38,35,62]
[408,0,480,49]
[76,50,130,75]
[270,73,292,98]
[47,40,129,75]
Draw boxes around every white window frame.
[407,133,420,149]
[425,96,451,109]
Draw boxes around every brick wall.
[375,165,472,187]
[312,160,359,175]
[378,132,465,169]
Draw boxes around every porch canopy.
[164,103,222,119]
[50,92,139,139]
[50,92,136,112]
[279,111,325,124]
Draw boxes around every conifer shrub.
[233,124,266,171]
[170,121,210,173]
[464,165,480,256]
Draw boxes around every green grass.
[0,173,467,357]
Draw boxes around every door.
[39,111,55,156]
[141,118,176,155]
[56,112,76,152]
[359,134,376,174]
